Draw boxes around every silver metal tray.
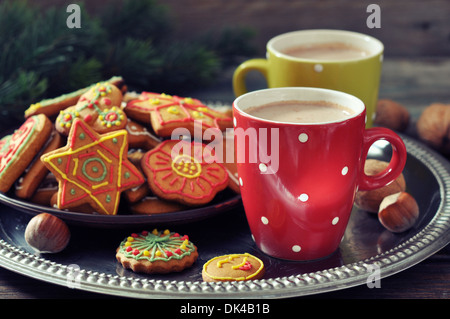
[0,134,449,298]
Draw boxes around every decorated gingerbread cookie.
[55,82,127,136]
[122,150,150,203]
[220,129,240,193]
[125,119,161,150]
[130,195,187,215]
[28,172,58,206]
[0,114,53,193]
[124,92,181,125]
[125,92,233,137]
[15,129,64,199]
[25,76,125,119]
[141,139,229,206]
[116,229,198,274]
[40,118,145,215]
[202,253,265,282]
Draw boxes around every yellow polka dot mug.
[232,87,406,261]
[232,29,384,128]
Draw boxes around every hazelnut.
[416,103,450,156]
[374,99,410,132]
[378,192,419,233]
[24,213,70,253]
[354,159,406,213]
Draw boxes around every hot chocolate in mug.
[232,87,406,261]
[233,29,384,127]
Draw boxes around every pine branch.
[0,0,257,123]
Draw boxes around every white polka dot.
[298,133,308,143]
[259,163,267,173]
[341,166,348,175]
[233,117,237,127]
[332,217,339,225]
[292,245,301,252]
[314,64,323,72]
[239,177,243,186]
[261,216,269,224]
[299,193,309,202]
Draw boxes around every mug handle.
[232,58,268,97]
[358,127,407,191]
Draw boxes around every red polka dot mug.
[233,87,407,261]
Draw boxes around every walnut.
[416,103,450,156]
[373,99,410,131]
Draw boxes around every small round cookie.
[0,114,53,193]
[116,229,198,274]
[202,253,265,282]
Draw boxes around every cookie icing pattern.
[202,253,265,282]
[125,92,233,136]
[0,118,37,178]
[117,229,195,262]
[24,76,124,118]
[56,82,126,135]
[141,139,229,205]
[41,118,144,215]
[0,114,52,193]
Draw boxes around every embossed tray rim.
[0,134,449,298]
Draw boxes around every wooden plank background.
[160,0,450,57]
[32,0,450,57]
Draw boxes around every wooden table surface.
[0,58,449,301]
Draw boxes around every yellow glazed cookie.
[202,253,265,282]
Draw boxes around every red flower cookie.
[141,139,229,206]
[41,118,145,215]
[0,114,53,193]
[125,92,233,137]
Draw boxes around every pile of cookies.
[0,77,240,216]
